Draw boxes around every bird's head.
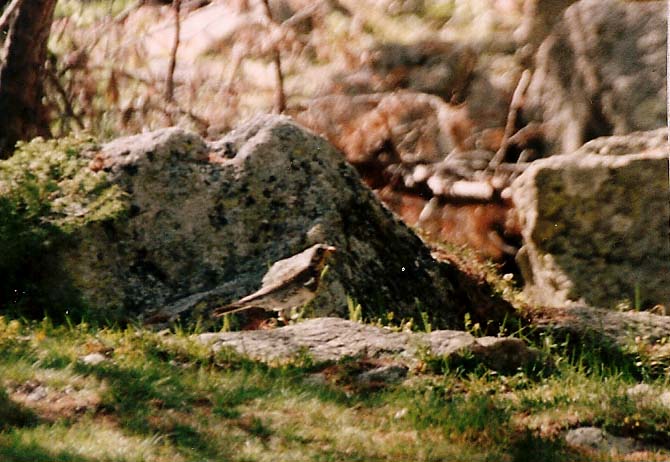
[312,244,337,272]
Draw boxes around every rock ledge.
[198,317,538,373]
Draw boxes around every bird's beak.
[318,246,337,273]
[322,246,337,262]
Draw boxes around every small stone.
[566,427,607,451]
[303,373,327,386]
[355,365,408,385]
[80,352,107,366]
[565,427,637,454]
[471,336,540,373]
[26,386,48,402]
[626,383,653,399]
[659,391,670,409]
[393,408,408,419]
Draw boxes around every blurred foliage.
[43,0,525,140]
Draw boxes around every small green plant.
[347,296,363,323]
[286,304,310,324]
[463,312,482,337]
[220,313,233,332]
[245,416,273,440]
[634,283,642,311]
[419,311,432,333]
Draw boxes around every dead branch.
[260,0,286,113]
[142,98,209,131]
[113,0,145,24]
[46,67,85,130]
[109,66,190,89]
[487,69,532,171]
[166,0,182,102]
[281,2,321,28]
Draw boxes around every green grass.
[1,316,670,461]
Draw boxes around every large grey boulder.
[525,0,666,155]
[511,129,670,309]
[4,115,513,326]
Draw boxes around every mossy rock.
[0,136,129,321]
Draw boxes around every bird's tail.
[211,301,256,317]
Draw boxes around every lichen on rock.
[512,129,670,309]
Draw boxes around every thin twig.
[142,98,209,130]
[166,0,182,102]
[46,68,85,130]
[54,0,144,79]
[281,2,320,28]
[88,0,144,50]
[487,69,532,171]
[270,52,285,113]
[223,47,243,89]
[0,0,22,31]
[260,0,286,113]
[94,65,187,90]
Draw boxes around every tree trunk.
[0,0,57,157]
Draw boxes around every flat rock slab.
[532,304,670,355]
[200,318,413,362]
[198,317,538,373]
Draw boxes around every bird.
[212,243,336,322]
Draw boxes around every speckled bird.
[212,244,336,321]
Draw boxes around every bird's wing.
[212,267,313,317]
[238,265,314,304]
[260,245,320,286]
[211,245,328,318]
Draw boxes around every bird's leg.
[279,305,307,325]
[278,307,291,325]
[303,276,317,291]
